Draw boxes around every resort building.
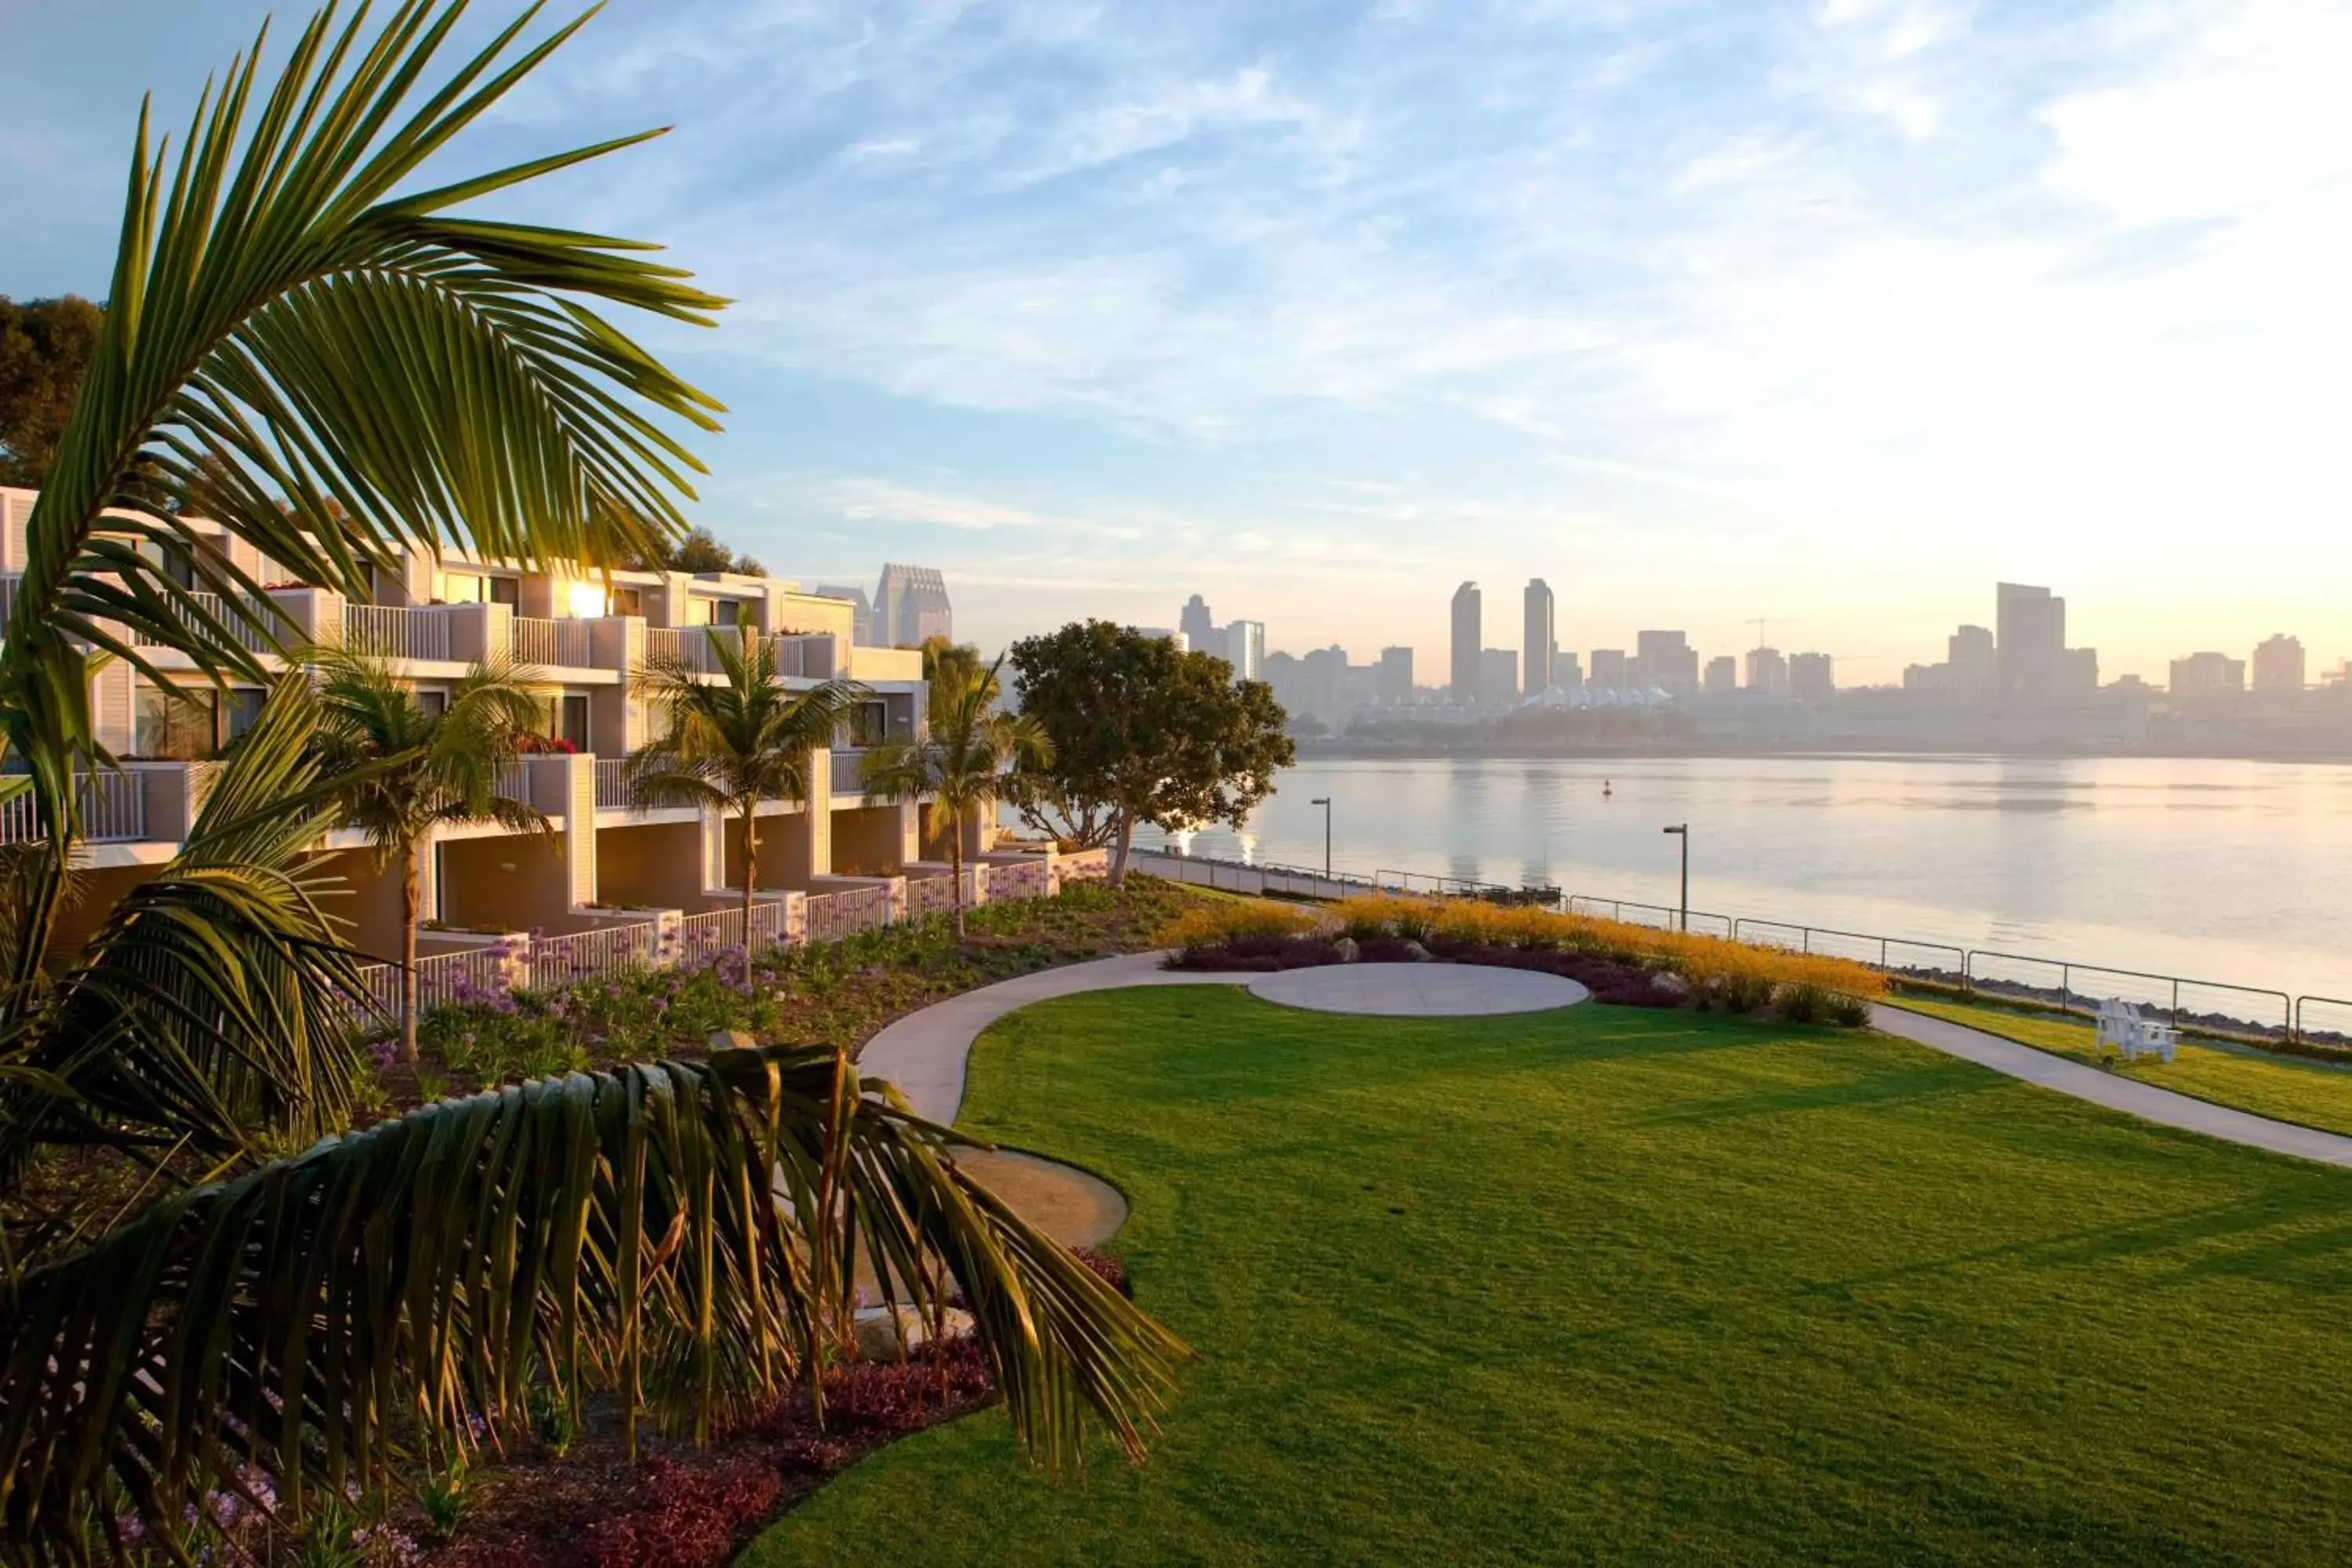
[0,485,1060,969]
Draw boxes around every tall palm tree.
[627,623,867,949]
[312,645,547,1063]
[863,651,1051,937]
[0,5,1187,1556]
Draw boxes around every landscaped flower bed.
[1160,894,1883,1025]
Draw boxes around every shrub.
[582,1457,780,1568]
[1828,993,1874,1029]
[1778,982,1830,1024]
[1157,901,1316,953]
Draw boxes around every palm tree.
[863,650,1051,937]
[626,623,867,950]
[312,645,548,1064]
[0,5,1185,1555]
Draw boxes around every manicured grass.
[1892,993,2352,1139]
[746,989,2352,1566]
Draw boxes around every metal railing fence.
[510,615,592,669]
[0,771,148,845]
[343,603,451,660]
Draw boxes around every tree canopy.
[628,522,764,576]
[0,295,103,488]
[1008,620,1294,882]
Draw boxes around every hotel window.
[549,693,590,753]
[612,586,643,617]
[416,689,448,719]
[848,701,887,747]
[686,596,720,626]
[488,576,520,608]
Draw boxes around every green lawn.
[1891,993,2352,1139]
[747,989,2352,1566]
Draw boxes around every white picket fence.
[532,922,660,981]
[804,884,895,945]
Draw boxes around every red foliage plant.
[582,1458,780,1568]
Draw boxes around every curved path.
[1871,1004,2352,1169]
[858,953,2352,1171]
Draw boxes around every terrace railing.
[805,884,895,944]
[594,758,630,811]
[343,603,451,660]
[986,857,1051,902]
[510,615,592,669]
[531,922,659,982]
[131,591,281,655]
[0,771,148,845]
[772,633,836,681]
[832,748,871,797]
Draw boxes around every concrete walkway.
[1871,1004,2352,1169]
[860,953,2352,1171]
[1249,962,1590,1016]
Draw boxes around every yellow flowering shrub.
[1159,901,1319,953]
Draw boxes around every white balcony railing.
[832,749,872,797]
[494,760,532,804]
[510,615,592,669]
[772,633,836,681]
[595,758,630,810]
[0,771,148,845]
[343,603,451,660]
[0,572,21,625]
[130,591,283,655]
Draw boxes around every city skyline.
[4,2,2347,678]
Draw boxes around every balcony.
[833,749,870,797]
[343,602,452,661]
[773,633,837,681]
[510,615,592,669]
[595,757,630,810]
[131,591,286,655]
[0,771,148,846]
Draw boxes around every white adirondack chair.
[2096,997,2179,1064]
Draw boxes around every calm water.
[1140,755,2352,1017]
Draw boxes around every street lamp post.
[1662,823,1689,931]
[1310,797,1332,880]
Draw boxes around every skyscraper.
[1555,652,1584,695]
[1947,624,1996,703]
[1790,652,1835,703]
[1450,582,1481,703]
[1179,593,1217,652]
[1523,579,1555,698]
[1995,583,2063,704]
[873,564,952,647]
[1224,620,1265,682]
[1634,630,1698,695]
[1480,648,1519,704]
[2171,652,2245,695]
[1745,646,1790,695]
[1588,648,1627,694]
[2253,634,2307,691]
[1378,646,1414,706]
[1704,655,1737,695]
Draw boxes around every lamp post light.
[1310,797,1332,880]
[1662,823,1689,931]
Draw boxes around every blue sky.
[4,0,2348,683]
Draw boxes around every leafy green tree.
[312,647,548,1064]
[629,523,764,576]
[1010,620,1295,885]
[862,650,1050,935]
[0,295,103,488]
[0,6,1188,1555]
[627,624,866,946]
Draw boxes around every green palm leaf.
[0,676,376,1202]
[0,1046,1189,1558]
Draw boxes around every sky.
[3,0,2348,685]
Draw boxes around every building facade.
[1225,619,1266,682]
[0,485,997,967]
[2170,652,2246,695]
[1790,652,1835,703]
[873,564,952,647]
[1704,655,1737,695]
[1479,648,1519,705]
[2253,634,2307,692]
[1745,646,1791,695]
[1179,593,1217,652]
[1450,582,1481,703]
[1523,579,1555,698]
[1378,645,1414,706]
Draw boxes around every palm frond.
[0,0,721,860]
[0,1046,1189,1558]
[0,677,374,1195]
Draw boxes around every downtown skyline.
[5,1,2347,676]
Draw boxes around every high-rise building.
[1378,646,1414,706]
[1745,646,1790,695]
[1588,648,1627,694]
[1450,582,1482,702]
[1523,579,1555,698]
[1947,624,1996,703]
[1224,620,1265,682]
[1790,652,1835,703]
[2253,634,2307,691]
[1704,655,1737,695]
[1555,652,1584,695]
[2057,646,2100,699]
[1634,630,1698,695]
[811,583,877,644]
[1179,593,1217,652]
[1480,648,1519,704]
[2170,652,2245,695]
[1302,644,1349,722]
[1995,582,2065,704]
[873,564,952,647]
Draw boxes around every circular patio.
[1245,962,1592,1017]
